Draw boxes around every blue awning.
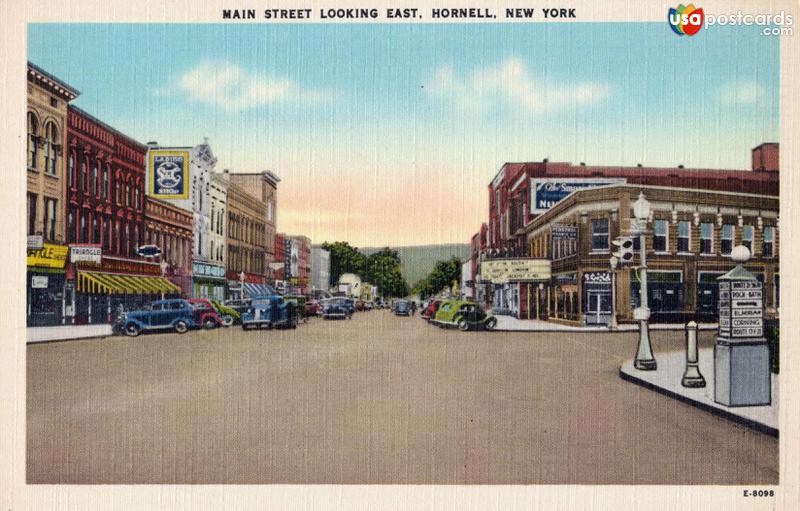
[243,283,275,298]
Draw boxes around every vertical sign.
[148,150,189,199]
[718,281,730,337]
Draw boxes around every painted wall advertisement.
[148,150,189,199]
[531,178,625,213]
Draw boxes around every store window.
[700,223,713,254]
[742,225,754,253]
[677,221,690,253]
[591,218,609,251]
[653,220,668,252]
[721,224,734,255]
[762,226,774,257]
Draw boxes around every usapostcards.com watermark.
[705,10,793,36]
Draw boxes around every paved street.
[27,310,778,484]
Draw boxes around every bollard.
[681,321,706,388]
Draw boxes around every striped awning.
[243,283,275,298]
[77,271,181,295]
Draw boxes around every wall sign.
[480,259,551,284]
[550,224,578,240]
[531,178,625,213]
[148,150,189,199]
[31,276,49,288]
[192,261,225,279]
[70,244,102,264]
[27,243,68,269]
[583,271,612,283]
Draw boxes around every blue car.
[117,299,197,337]
[393,300,411,316]
[240,295,297,330]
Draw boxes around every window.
[591,218,609,251]
[79,158,87,191]
[91,161,98,196]
[125,184,131,207]
[742,225,754,253]
[44,122,58,175]
[102,218,109,251]
[92,215,100,243]
[721,224,734,255]
[27,193,37,235]
[102,167,109,199]
[80,210,88,243]
[115,178,121,204]
[134,189,140,209]
[700,223,713,254]
[43,198,56,241]
[68,153,75,187]
[762,226,774,257]
[677,221,690,252]
[67,207,76,243]
[653,220,668,252]
[27,112,38,169]
[124,224,130,256]
[105,219,112,251]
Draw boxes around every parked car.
[364,301,374,311]
[209,299,240,326]
[240,295,297,330]
[116,299,197,337]
[421,299,442,321]
[224,298,252,316]
[187,298,224,329]
[432,300,497,331]
[304,299,323,317]
[321,298,353,320]
[393,299,411,316]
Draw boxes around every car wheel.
[124,323,141,337]
[204,318,217,329]
[485,318,497,330]
[174,320,188,334]
[457,318,469,331]
[221,315,234,327]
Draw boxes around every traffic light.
[612,236,635,264]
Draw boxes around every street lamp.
[159,260,169,300]
[632,192,656,370]
[609,255,619,330]
[239,271,246,301]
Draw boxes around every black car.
[393,300,411,316]
[322,298,353,320]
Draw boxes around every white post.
[632,192,656,370]
[681,320,705,387]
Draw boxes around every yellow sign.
[480,259,551,284]
[148,150,190,199]
[27,243,68,269]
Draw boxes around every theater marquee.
[480,258,551,284]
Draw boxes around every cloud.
[158,61,330,112]
[425,57,609,113]
[719,81,766,104]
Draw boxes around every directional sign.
[719,277,764,339]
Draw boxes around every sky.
[28,23,779,246]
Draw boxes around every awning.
[77,271,181,295]
[243,283,275,298]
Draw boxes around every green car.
[431,300,497,331]
[210,300,241,326]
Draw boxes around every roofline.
[69,105,147,151]
[28,61,80,99]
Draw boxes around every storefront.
[630,270,684,323]
[69,255,180,324]
[582,271,611,325]
[192,260,226,300]
[26,243,68,326]
[481,258,551,319]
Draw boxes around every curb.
[27,334,114,345]
[619,367,778,438]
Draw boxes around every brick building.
[143,198,193,295]
[225,180,271,298]
[226,170,279,274]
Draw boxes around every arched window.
[91,160,98,195]
[92,216,100,243]
[79,156,87,192]
[44,122,58,175]
[102,165,109,200]
[115,175,121,204]
[68,152,75,188]
[67,207,75,243]
[27,112,39,169]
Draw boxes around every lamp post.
[159,260,169,301]
[632,192,656,370]
[239,271,246,300]
[609,255,619,330]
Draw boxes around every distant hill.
[360,244,470,287]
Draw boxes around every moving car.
[321,298,353,320]
[240,295,297,330]
[431,300,497,331]
[421,299,442,321]
[187,298,224,329]
[209,299,240,326]
[393,299,411,316]
[116,299,197,337]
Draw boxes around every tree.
[413,257,462,299]
[365,248,409,298]
[321,241,367,287]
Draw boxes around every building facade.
[143,198,193,295]
[227,170,280,277]
[286,235,311,295]
[226,180,269,298]
[311,245,331,292]
[209,171,228,270]
[26,63,79,326]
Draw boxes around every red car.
[187,298,223,329]
[421,300,442,321]
[304,299,322,317]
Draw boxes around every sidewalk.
[494,315,718,332]
[620,349,778,437]
[27,324,113,344]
